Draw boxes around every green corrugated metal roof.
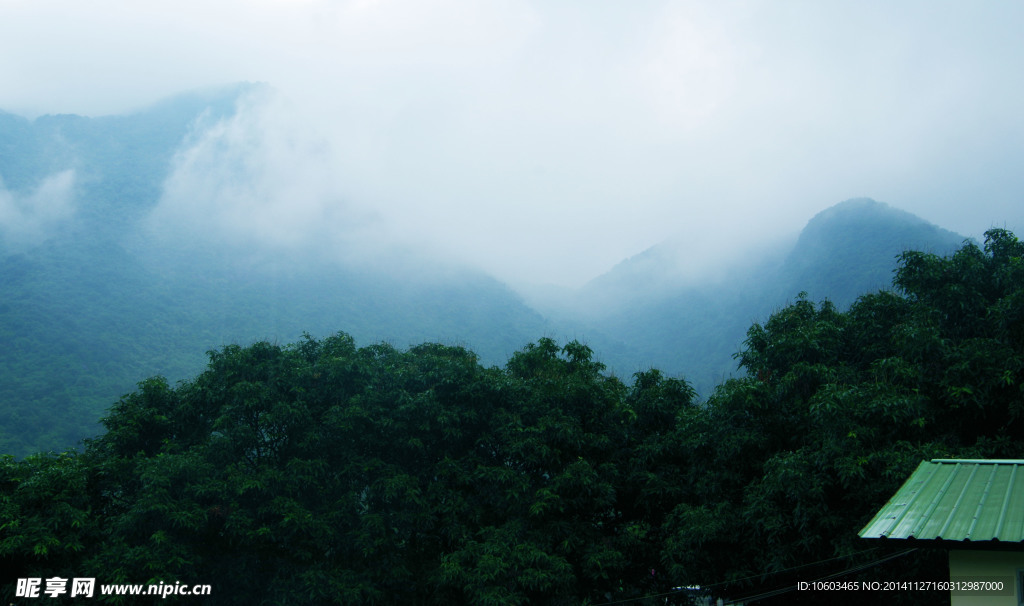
[859,459,1024,543]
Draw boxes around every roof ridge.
[931,459,1024,464]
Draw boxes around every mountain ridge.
[0,87,552,455]
[0,86,985,456]
[560,197,967,392]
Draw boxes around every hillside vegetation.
[0,87,549,456]
[3,229,1021,605]
[1,87,978,457]
[567,198,966,393]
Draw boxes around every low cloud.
[0,170,76,249]
[146,89,388,266]
[9,1,1022,288]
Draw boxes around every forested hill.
[0,86,550,457]
[783,198,965,307]
[553,197,967,393]
[0,85,247,231]
[2,229,1022,605]
[0,84,978,458]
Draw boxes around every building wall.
[949,550,1024,606]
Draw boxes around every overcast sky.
[2,0,1022,288]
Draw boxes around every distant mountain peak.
[784,198,965,307]
[795,198,961,251]
[804,197,926,228]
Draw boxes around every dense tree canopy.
[3,334,699,604]
[2,229,1022,604]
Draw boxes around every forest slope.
[563,198,966,392]
[0,86,549,456]
[0,85,974,456]
[3,230,1022,605]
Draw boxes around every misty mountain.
[0,86,550,456]
[558,198,966,393]
[0,85,247,232]
[0,83,973,457]
[781,198,966,307]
